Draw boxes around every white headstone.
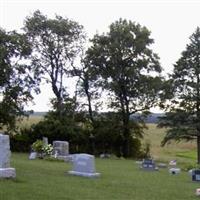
[68,153,100,178]
[29,152,37,160]
[0,133,16,178]
[169,168,181,175]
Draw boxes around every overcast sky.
[1,0,200,112]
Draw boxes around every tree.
[24,10,85,115]
[158,27,200,163]
[0,28,36,130]
[86,19,163,157]
[72,56,101,126]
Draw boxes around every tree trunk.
[122,112,130,158]
[197,135,200,164]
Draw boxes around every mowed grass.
[0,153,199,200]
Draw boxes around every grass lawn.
[0,153,199,200]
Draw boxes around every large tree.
[0,28,36,130]
[86,19,163,157]
[24,10,85,115]
[158,27,200,163]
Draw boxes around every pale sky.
[0,0,200,112]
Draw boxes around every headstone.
[169,168,181,175]
[68,153,100,178]
[157,163,167,168]
[43,137,48,145]
[192,169,200,181]
[53,141,69,160]
[100,153,111,158]
[140,159,158,171]
[0,133,16,178]
[196,188,200,196]
[29,152,37,160]
[169,160,177,166]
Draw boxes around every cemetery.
[1,1,200,200]
[0,126,199,200]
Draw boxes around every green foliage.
[158,27,200,163]
[31,139,44,153]
[86,18,163,157]
[31,140,53,156]
[24,10,85,113]
[0,28,36,131]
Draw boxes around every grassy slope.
[143,124,196,165]
[0,153,199,200]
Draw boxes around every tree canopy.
[24,10,85,114]
[158,27,200,163]
[86,19,163,157]
[0,28,36,130]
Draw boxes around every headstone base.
[68,170,100,178]
[0,168,16,178]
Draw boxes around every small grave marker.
[140,159,158,171]
[192,169,200,181]
[169,168,181,175]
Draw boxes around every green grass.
[0,153,199,200]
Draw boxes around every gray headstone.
[53,141,69,157]
[0,133,16,178]
[0,134,11,168]
[68,153,100,178]
[29,152,37,160]
[192,169,200,181]
[43,137,48,145]
[141,159,158,171]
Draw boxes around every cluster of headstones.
[29,138,100,178]
[140,158,181,174]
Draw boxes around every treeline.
[1,10,200,161]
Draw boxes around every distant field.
[143,124,196,165]
[19,115,43,128]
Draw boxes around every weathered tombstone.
[0,133,16,178]
[43,137,48,145]
[192,169,200,181]
[157,163,167,168]
[140,159,158,171]
[53,141,69,160]
[29,152,37,160]
[169,168,181,175]
[68,153,100,178]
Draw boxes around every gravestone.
[140,159,158,171]
[29,152,37,160]
[53,141,69,160]
[192,169,200,181]
[0,133,16,178]
[68,153,100,178]
[43,137,48,145]
[169,168,181,175]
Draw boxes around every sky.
[0,0,200,112]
